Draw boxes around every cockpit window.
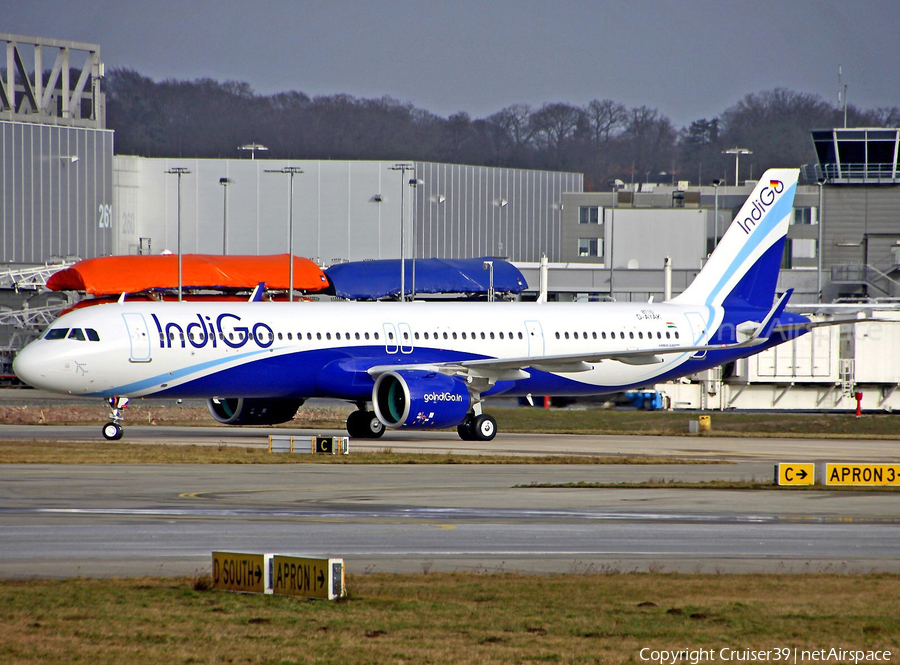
[85,328,100,342]
[68,329,86,341]
[44,328,69,340]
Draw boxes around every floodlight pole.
[723,147,752,187]
[238,143,268,160]
[713,179,721,248]
[265,167,304,301]
[409,177,424,299]
[607,180,620,297]
[390,163,415,301]
[219,177,234,255]
[165,167,191,301]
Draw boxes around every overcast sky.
[6,0,899,128]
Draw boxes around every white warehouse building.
[113,157,582,264]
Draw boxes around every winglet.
[249,282,265,302]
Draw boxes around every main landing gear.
[457,412,497,442]
[102,396,129,441]
[346,408,385,439]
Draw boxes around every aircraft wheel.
[102,422,124,441]
[472,414,497,442]
[457,418,475,441]
[346,411,366,438]
[364,412,385,438]
[347,411,385,439]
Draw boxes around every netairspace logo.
[423,391,464,403]
[639,647,892,664]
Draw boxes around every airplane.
[14,168,827,442]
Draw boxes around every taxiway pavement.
[1,430,898,577]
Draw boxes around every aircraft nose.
[12,342,47,390]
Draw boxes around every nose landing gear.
[102,396,129,441]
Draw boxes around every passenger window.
[364,332,370,340]
[489,332,495,340]
[374,332,380,340]
[45,328,69,340]
[443,332,448,340]
[601,332,607,339]
[355,333,360,340]
[629,332,634,339]
[555,332,560,339]
[452,332,457,340]
[462,332,467,340]
[573,332,578,339]
[638,332,643,339]
[278,333,283,341]
[480,332,486,339]
[517,332,523,339]
[675,332,680,339]
[424,332,429,340]
[564,332,569,339]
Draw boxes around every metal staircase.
[831,262,900,297]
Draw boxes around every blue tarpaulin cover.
[325,257,528,300]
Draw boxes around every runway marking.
[12,507,900,525]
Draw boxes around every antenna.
[838,65,848,128]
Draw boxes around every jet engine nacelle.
[207,397,304,425]
[373,369,470,429]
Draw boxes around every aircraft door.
[684,312,708,359]
[383,323,398,354]
[525,320,545,356]
[122,313,152,363]
[398,323,413,354]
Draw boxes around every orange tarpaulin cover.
[46,254,329,296]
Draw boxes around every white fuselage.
[14,299,722,400]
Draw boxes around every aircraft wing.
[367,291,791,384]
[365,334,770,384]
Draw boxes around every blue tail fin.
[673,168,799,310]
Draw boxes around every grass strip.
[519,479,900,492]
[0,573,897,664]
[0,440,700,465]
[6,402,900,438]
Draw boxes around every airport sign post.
[824,464,900,486]
[212,551,271,594]
[268,435,349,454]
[272,555,345,600]
[775,463,815,486]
